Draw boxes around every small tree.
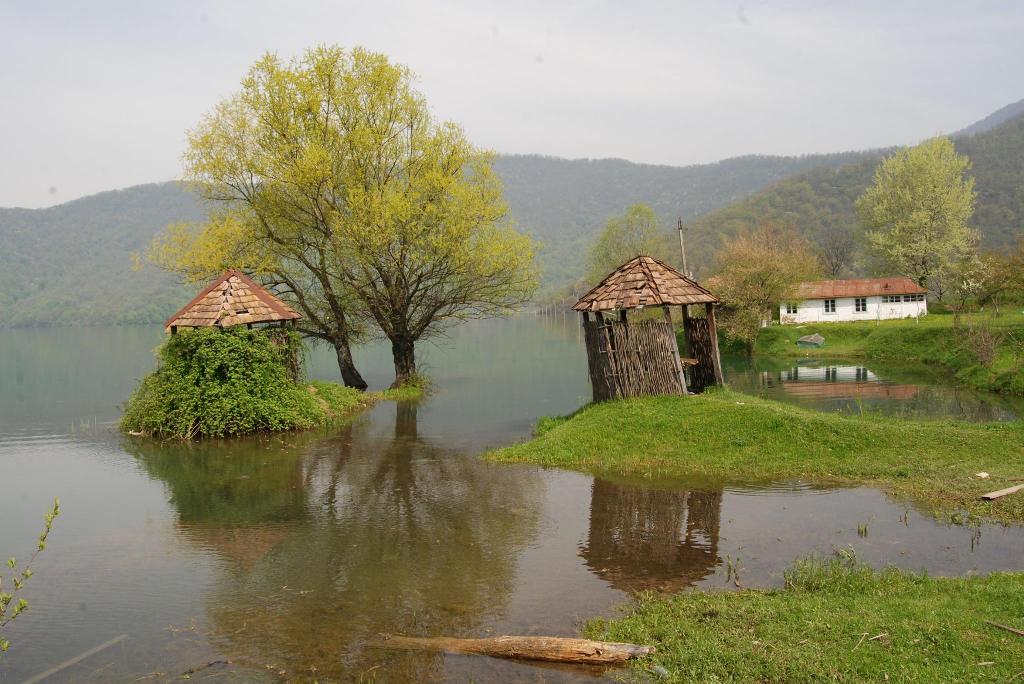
[856,136,979,288]
[818,228,856,278]
[586,204,673,282]
[1,499,60,656]
[946,255,990,327]
[710,223,823,351]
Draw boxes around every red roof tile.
[573,255,718,311]
[794,278,927,300]
[164,270,301,331]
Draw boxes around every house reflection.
[774,365,922,401]
[580,479,722,593]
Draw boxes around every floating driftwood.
[374,634,654,665]
[980,484,1024,500]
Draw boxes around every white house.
[780,277,927,324]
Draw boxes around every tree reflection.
[580,479,722,593]
[132,402,543,682]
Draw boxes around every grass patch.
[375,372,431,402]
[751,311,1024,395]
[587,553,1024,683]
[487,390,1024,524]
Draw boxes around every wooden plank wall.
[683,317,718,392]
[582,319,685,402]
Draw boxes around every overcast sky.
[2,1,1023,208]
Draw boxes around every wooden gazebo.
[573,255,723,401]
[164,269,301,334]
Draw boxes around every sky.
[2,0,1023,208]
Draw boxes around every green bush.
[121,327,360,438]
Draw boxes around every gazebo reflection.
[580,478,722,592]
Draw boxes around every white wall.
[780,295,926,324]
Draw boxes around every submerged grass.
[487,389,1024,524]
[752,311,1024,395]
[587,553,1024,683]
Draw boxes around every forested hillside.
[2,103,1023,326]
[685,112,1024,276]
[0,184,203,326]
[0,151,873,326]
[493,151,877,288]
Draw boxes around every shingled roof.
[164,270,301,332]
[794,277,927,300]
[573,255,718,312]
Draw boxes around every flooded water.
[1,316,1022,682]
[723,355,1024,422]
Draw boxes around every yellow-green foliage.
[857,136,978,287]
[120,328,365,439]
[148,45,537,386]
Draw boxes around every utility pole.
[676,217,689,278]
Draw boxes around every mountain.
[0,151,875,326]
[685,111,1024,276]
[0,184,204,326]
[2,100,1023,326]
[493,150,880,290]
[955,97,1024,137]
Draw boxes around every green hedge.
[120,327,362,438]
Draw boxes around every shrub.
[121,327,333,438]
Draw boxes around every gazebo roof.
[164,269,301,332]
[573,255,718,312]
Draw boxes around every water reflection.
[724,358,1024,422]
[581,480,721,592]
[130,402,544,682]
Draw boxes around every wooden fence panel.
[582,319,685,402]
[684,317,717,392]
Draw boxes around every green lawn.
[487,390,1024,524]
[751,311,1024,395]
[587,554,1024,683]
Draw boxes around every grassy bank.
[750,311,1024,395]
[587,554,1024,683]
[487,390,1024,524]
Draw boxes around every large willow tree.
[152,46,537,388]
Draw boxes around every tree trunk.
[334,337,368,391]
[390,335,417,389]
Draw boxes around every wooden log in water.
[373,634,655,665]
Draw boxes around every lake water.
[1,316,1022,682]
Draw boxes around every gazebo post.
[663,306,688,396]
[618,309,627,324]
[705,302,725,386]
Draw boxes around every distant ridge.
[955,97,1024,137]
[2,97,1023,326]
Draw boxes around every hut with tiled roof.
[164,270,301,333]
[573,256,723,401]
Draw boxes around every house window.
[824,299,836,314]
[855,297,867,312]
[903,294,912,302]
[785,303,798,314]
